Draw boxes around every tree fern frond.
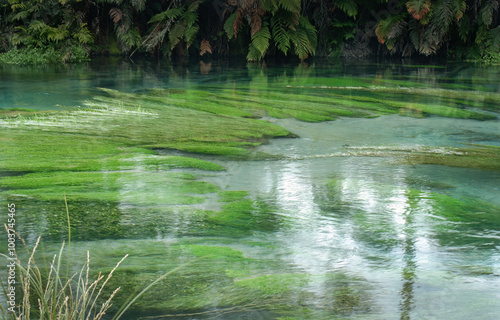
[224,11,238,39]
[299,16,317,51]
[187,0,202,13]
[149,11,168,24]
[10,10,31,21]
[276,0,301,13]
[290,28,310,59]
[406,0,431,20]
[169,23,186,49]
[233,9,244,38]
[184,11,198,27]
[46,27,70,42]
[488,25,500,49]
[185,23,199,47]
[74,24,94,44]
[479,0,499,26]
[251,24,271,55]
[143,27,169,51]
[451,0,466,20]
[200,39,212,55]
[457,13,470,42]
[110,8,123,24]
[166,7,185,20]
[251,11,263,37]
[118,28,141,49]
[335,0,359,17]
[247,42,262,61]
[271,14,290,54]
[28,20,49,33]
[408,19,421,49]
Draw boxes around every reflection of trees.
[316,159,427,318]
[399,190,419,320]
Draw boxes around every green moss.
[143,155,224,171]
[160,142,251,155]
[0,130,134,172]
[427,192,500,225]
[235,273,309,296]
[182,244,246,259]
[344,145,500,172]
[404,144,500,171]
[218,190,249,202]
[1,171,219,205]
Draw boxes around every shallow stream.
[1,60,500,319]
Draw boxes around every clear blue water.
[1,60,500,320]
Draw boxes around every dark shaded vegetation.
[0,0,499,63]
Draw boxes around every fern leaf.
[288,17,316,60]
[110,8,123,24]
[234,9,244,38]
[188,0,202,13]
[28,20,49,33]
[335,0,358,17]
[74,24,94,44]
[277,0,301,13]
[251,25,271,55]
[408,19,421,49]
[119,28,141,49]
[489,25,500,50]
[224,11,238,39]
[271,14,290,54]
[247,42,262,61]
[479,0,499,26]
[451,0,466,20]
[185,24,199,47]
[149,11,169,24]
[200,39,212,55]
[10,10,30,21]
[457,13,470,42]
[300,16,317,51]
[167,7,185,20]
[406,0,431,20]
[169,23,186,50]
[47,27,70,42]
[184,11,198,27]
[375,14,406,45]
[251,12,263,37]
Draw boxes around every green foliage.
[0,46,62,64]
[224,0,317,61]
[142,0,201,55]
[0,0,498,61]
[335,0,359,17]
[2,0,93,63]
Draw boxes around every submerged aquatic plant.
[0,236,127,320]
[0,232,192,320]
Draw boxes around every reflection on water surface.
[1,60,500,319]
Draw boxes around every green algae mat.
[1,62,500,320]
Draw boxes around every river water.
[1,60,500,319]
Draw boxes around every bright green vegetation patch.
[281,79,498,120]
[345,145,500,172]
[235,273,309,295]
[0,130,137,172]
[8,198,124,241]
[143,155,224,171]
[218,190,249,202]
[403,144,500,172]
[66,239,373,319]
[425,191,500,226]
[0,171,218,205]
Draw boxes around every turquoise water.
[1,60,500,319]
